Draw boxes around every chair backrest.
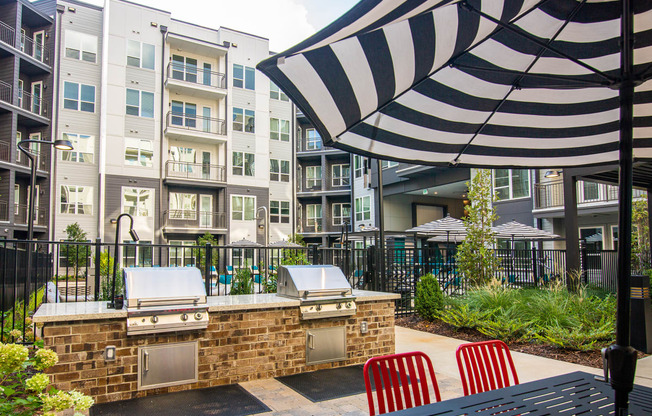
[363,351,441,415]
[455,340,519,396]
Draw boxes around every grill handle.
[308,332,315,350]
[303,290,349,298]
[136,297,202,307]
[144,351,149,372]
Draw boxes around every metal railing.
[0,201,7,222]
[0,20,15,47]
[0,141,9,163]
[0,80,11,104]
[165,160,226,182]
[19,88,48,117]
[20,33,51,65]
[166,62,226,89]
[164,210,227,229]
[165,111,226,136]
[534,180,645,209]
[13,205,46,226]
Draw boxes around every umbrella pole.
[609,0,637,414]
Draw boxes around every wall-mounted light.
[68,6,76,12]
[151,22,158,27]
[544,170,562,178]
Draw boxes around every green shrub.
[230,267,254,295]
[414,274,444,321]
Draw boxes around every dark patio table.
[384,371,652,415]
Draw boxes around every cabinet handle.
[308,333,314,350]
[144,351,149,372]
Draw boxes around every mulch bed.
[396,315,648,369]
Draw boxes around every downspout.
[291,102,296,237]
[158,25,168,247]
[50,4,64,241]
[98,0,110,240]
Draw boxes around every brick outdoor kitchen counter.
[33,290,399,404]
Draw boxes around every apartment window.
[233,64,255,90]
[270,118,290,141]
[64,30,97,63]
[354,155,366,178]
[171,100,197,127]
[270,159,290,182]
[332,203,351,226]
[123,241,153,267]
[381,160,399,169]
[270,81,289,101]
[60,185,93,215]
[122,187,153,217]
[231,195,255,220]
[60,133,94,163]
[171,55,198,83]
[306,128,322,150]
[63,82,95,112]
[306,166,322,188]
[124,138,153,167]
[232,152,255,176]
[355,196,371,221]
[270,200,290,223]
[306,204,322,231]
[169,193,197,220]
[169,241,196,267]
[493,169,530,200]
[127,40,155,70]
[232,107,255,133]
[126,89,154,118]
[332,164,350,187]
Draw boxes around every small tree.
[456,169,500,286]
[61,223,91,278]
[281,234,310,266]
[197,233,219,274]
[415,274,444,321]
[632,196,650,272]
[95,251,116,301]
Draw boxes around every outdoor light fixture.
[108,213,139,309]
[544,170,562,178]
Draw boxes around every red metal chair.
[456,340,519,396]
[363,351,441,415]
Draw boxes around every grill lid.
[277,265,353,299]
[124,267,207,309]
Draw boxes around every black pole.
[609,0,638,414]
[377,159,385,292]
[108,213,137,309]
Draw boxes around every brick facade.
[41,300,395,404]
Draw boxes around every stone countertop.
[33,290,399,323]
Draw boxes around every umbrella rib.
[459,0,615,84]
[452,64,610,88]
[452,0,590,165]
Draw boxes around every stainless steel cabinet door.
[138,342,198,390]
[306,326,346,365]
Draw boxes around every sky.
[80,0,359,52]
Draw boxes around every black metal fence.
[1,239,622,343]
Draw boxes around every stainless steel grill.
[277,265,356,319]
[124,267,209,335]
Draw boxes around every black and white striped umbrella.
[493,220,560,240]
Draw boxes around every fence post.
[94,238,101,300]
[366,246,377,291]
[580,241,588,287]
[531,247,538,285]
[311,245,319,265]
[205,243,212,296]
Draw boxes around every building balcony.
[165,62,226,100]
[0,201,7,222]
[164,111,226,144]
[14,204,47,227]
[0,141,9,164]
[0,21,52,72]
[0,80,50,126]
[164,161,226,187]
[533,180,646,211]
[163,210,227,233]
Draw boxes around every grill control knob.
[346,302,352,309]
[194,312,203,320]
[181,313,189,321]
[150,316,159,324]
[336,303,342,309]
[315,305,322,311]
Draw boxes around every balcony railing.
[0,80,48,117]
[165,161,226,182]
[0,201,7,222]
[166,62,226,89]
[0,80,11,104]
[164,210,226,230]
[534,180,646,209]
[0,141,9,163]
[165,111,226,136]
[14,204,46,226]
[0,22,51,65]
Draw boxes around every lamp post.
[108,213,139,309]
[257,206,268,278]
[17,139,73,308]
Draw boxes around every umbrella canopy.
[226,238,262,247]
[493,220,560,240]
[406,214,466,236]
[269,239,303,248]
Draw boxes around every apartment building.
[0,0,54,240]
[30,0,294,257]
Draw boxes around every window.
[169,241,196,267]
[231,195,255,221]
[171,55,198,83]
[233,64,255,90]
[126,89,154,118]
[306,128,322,150]
[579,180,602,202]
[332,164,350,187]
[232,152,255,176]
[381,160,399,169]
[332,203,351,226]
[127,40,155,69]
[270,118,290,141]
[493,169,530,200]
[270,159,290,182]
[60,185,93,214]
[169,193,197,220]
[122,187,152,217]
[232,107,255,133]
[124,138,153,167]
[60,133,94,163]
[270,81,289,101]
[354,155,367,178]
[306,204,322,231]
[63,82,95,112]
[171,100,197,127]
[355,196,371,221]
[270,200,290,223]
[123,241,152,267]
[64,30,97,63]
[306,166,322,188]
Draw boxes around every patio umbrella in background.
[226,238,262,247]
[257,1,652,412]
[493,220,560,248]
[406,214,467,247]
[269,240,303,248]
